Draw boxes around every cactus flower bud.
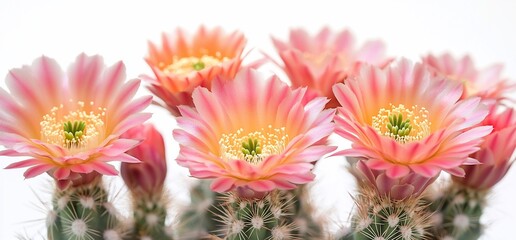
[121,124,167,198]
[453,107,516,190]
[350,158,437,200]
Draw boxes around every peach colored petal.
[385,165,410,179]
[144,26,246,117]
[211,177,237,192]
[272,27,390,109]
[53,168,71,180]
[423,53,515,103]
[101,139,141,156]
[24,164,54,178]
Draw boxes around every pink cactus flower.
[453,107,516,190]
[422,53,516,104]
[121,124,167,197]
[173,68,336,193]
[350,158,438,200]
[0,54,152,189]
[272,27,390,108]
[144,26,247,116]
[333,59,492,180]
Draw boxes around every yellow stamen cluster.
[219,126,289,164]
[161,52,229,75]
[40,101,106,150]
[372,104,431,143]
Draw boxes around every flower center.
[372,104,431,143]
[40,101,106,150]
[242,138,262,156]
[219,126,289,164]
[63,120,85,146]
[162,52,229,75]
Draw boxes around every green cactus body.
[344,187,431,240]
[177,181,324,240]
[429,184,485,240]
[128,196,172,240]
[47,178,123,240]
[283,186,324,239]
[175,180,224,239]
[221,190,297,240]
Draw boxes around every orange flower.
[144,26,246,116]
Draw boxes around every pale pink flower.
[144,26,246,116]
[333,59,492,179]
[0,54,152,189]
[173,68,336,193]
[350,158,437,200]
[121,124,167,197]
[272,27,390,108]
[422,53,516,104]
[453,107,516,190]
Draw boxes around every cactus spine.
[218,190,298,240]
[343,187,431,240]
[47,176,124,240]
[127,193,172,240]
[428,183,485,240]
[283,186,325,239]
[177,182,324,240]
[175,180,224,239]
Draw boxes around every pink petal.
[272,180,297,190]
[409,165,441,178]
[114,153,141,163]
[107,78,141,109]
[4,159,41,169]
[112,113,152,136]
[69,164,94,173]
[53,168,71,180]
[247,180,276,192]
[89,162,119,175]
[211,178,235,192]
[112,96,152,123]
[385,165,410,179]
[445,167,466,177]
[390,185,415,200]
[97,61,126,104]
[68,53,104,100]
[101,139,141,156]
[24,164,54,178]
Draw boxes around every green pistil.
[387,113,412,139]
[192,61,205,71]
[64,120,86,142]
[242,138,261,156]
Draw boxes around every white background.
[1,0,515,239]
